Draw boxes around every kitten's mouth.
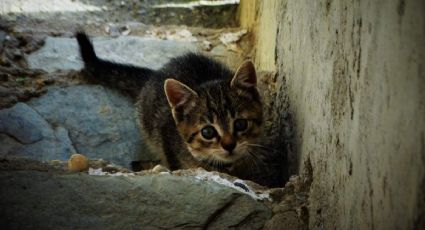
[189,147,246,170]
[196,152,246,170]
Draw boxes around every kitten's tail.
[76,32,153,98]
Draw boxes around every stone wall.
[240,0,425,229]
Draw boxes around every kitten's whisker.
[249,150,266,165]
[244,149,263,173]
[205,157,214,169]
[213,158,218,168]
[211,158,217,168]
[245,143,273,151]
[246,153,262,173]
[243,146,265,162]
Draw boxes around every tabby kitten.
[76,32,278,186]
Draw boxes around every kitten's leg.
[152,164,170,173]
[130,161,143,171]
[161,142,181,170]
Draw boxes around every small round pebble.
[68,154,89,172]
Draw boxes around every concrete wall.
[240,0,425,229]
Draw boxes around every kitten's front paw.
[152,164,170,173]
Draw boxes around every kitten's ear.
[164,79,198,108]
[230,60,257,88]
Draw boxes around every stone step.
[0,159,271,230]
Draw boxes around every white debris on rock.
[167,30,198,42]
[88,168,107,176]
[219,29,247,45]
[88,168,135,177]
[194,170,271,201]
[88,167,269,200]
[105,23,131,37]
[146,29,198,42]
[202,40,213,51]
[109,171,135,177]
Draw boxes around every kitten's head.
[164,60,263,168]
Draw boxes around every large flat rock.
[27,36,198,72]
[0,169,271,229]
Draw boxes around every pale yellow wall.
[239,0,277,72]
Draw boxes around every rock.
[0,102,76,161]
[0,165,271,229]
[263,212,300,230]
[26,85,156,167]
[0,102,48,144]
[27,36,198,73]
[0,85,157,167]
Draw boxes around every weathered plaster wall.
[240,0,425,229]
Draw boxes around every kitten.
[76,32,281,186]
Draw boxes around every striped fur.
[77,32,282,186]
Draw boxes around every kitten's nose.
[221,134,236,153]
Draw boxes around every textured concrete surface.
[240,0,425,229]
[0,166,271,230]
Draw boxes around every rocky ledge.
[0,157,309,230]
[0,158,271,230]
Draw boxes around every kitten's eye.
[234,119,248,132]
[201,126,217,140]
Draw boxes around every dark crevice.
[5,101,80,155]
[0,132,40,145]
[60,127,80,154]
[28,103,80,154]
